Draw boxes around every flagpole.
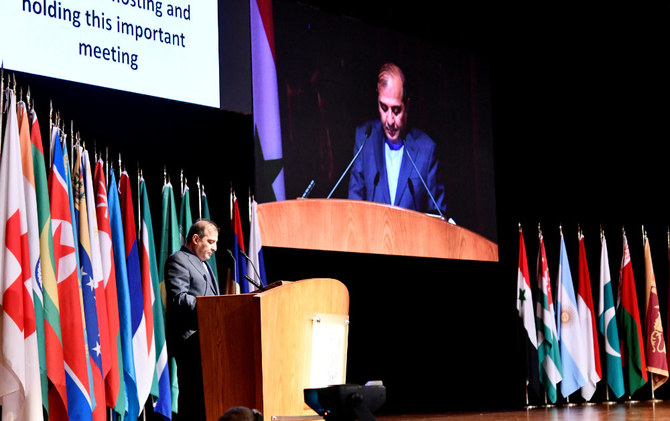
[197,177,202,219]
[0,62,5,153]
[137,166,142,241]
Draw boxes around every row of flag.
[0,82,268,420]
[517,223,669,406]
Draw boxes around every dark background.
[5,0,670,416]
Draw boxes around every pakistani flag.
[598,232,624,398]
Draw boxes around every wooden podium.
[257,199,498,261]
[197,278,350,421]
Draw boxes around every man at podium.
[348,62,447,216]
[165,219,221,420]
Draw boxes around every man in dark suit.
[348,63,447,216]
[165,219,220,420]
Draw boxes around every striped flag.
[516,227,540,400]
[17,100,47,413]
[49,126,93,421]
[617,230,647,396]
[535,229,562,403]
[0,88,43,420]
[108,169,140,420]
[598,232,624,398]
[643,233,668,390]
[251,0,286,202]
[74,146,105,421]
[119,171,157,413]
[30,105,68,419]
[139,177,172,419]
[158,180,181,412]
[94,159,126,417]
[231,192,248,293]
[247,198,267,290]
[576,232,601,400]
[556,230,587,397]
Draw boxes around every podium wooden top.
[257,199,498,261]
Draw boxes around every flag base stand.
[581,401,597,406]
[601,400,618,406]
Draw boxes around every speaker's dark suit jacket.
[347,120,447,215]
[165,246,219,345]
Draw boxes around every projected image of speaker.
[304,382,386,421]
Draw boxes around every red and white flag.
[0,89,43,420]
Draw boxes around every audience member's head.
[218,406,257,421]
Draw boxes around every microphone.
[301,179,315,198]
[239,250,265,291]
[226,249,238,285]
[327,124,372,199]
[402,139,444,218]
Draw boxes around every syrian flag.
[598,232,624,398]
[251,0,286,202]
[139,177,172,419]
[0,88,43,420]
[94,159,126,417]
[576,232,601,400]
[643,234,668,391]
[535,230,562,403]
[556,230,587,398]
[617,231,647,396]
[516,227,540,401]
[119,171,157,412]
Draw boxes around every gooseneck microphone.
[327,124,372,199]
[239,250,265,291]
[301,179,315,198]
[402,139,444,219]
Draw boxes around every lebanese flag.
[617,231,647,396]
[576,232,601,400]
[0,88,43,420]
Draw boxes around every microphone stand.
[240,250,265,291]
[402,139,444,219]
[327,125,372,199]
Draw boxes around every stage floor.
[375,400,670,420]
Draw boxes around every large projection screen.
[270,0,498,250]
[1,0,221,108]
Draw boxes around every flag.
[251,0,286,202]
[643,233,668,390]
[17,100,47,413]
[119,171,157,413]
[30,104,68,419]
[598,232,625,398]
[516,227,540,401]
[535,229,562,403]
[94,159,126,417]
[0,88,42,420]
[108,169,140,420]
[617,231,647,395]
[74,146,105,421]
[556,230,587,397]
[247,198,267,290]
[576,232,601,400]
[158,180,181,412]
[48,126,92,421]
[231,192,248,294]
[201,187,218,283]
[178,181,192,246]
[140,177,172,419]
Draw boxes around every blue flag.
[108,169,140,420]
